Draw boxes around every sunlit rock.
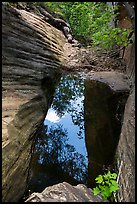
[2,4,65,202]
[25,182,104,202]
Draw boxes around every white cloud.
[46,108,60,123]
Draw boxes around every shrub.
[92,171,119,201]
[39,2,132,49]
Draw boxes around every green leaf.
[102,186,111,198]
[100,186,111,200]
[95,175,104,184]
[93,187,100,195]
[110,180,119,192]
[111,173,117,179]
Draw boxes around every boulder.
[25,182,104,202]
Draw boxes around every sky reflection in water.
[42,74,89,182]
[44,94,88,160]
[28,73,127,193]
[31,74,89,186]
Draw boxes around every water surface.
[27,73,128,193]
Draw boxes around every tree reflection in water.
[28,74,88,193]
[28,73,128,194]
[51,74,85,139]
[32,123,88,186]
[29,72,127,195]
[52,74,84,117]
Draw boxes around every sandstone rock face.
[25,182,103,202]
[117,39,135,201]
[88,71,130,92]
[2,4,66,202]
[123,42,135,86]
[117,86,135,202]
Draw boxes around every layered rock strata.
[2,4,66,202]
[117,86,135,202]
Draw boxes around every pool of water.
[26,73,128,195]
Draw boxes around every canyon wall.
[117,86,135,202]
[2,4,66,202]
[117,43,135,202]
[116,3,135,201]
[123,42,135,86]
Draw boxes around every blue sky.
[44,95,88,165]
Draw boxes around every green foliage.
[40,2,131,49]
[7,2,132,48]
[92,171,119,201]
